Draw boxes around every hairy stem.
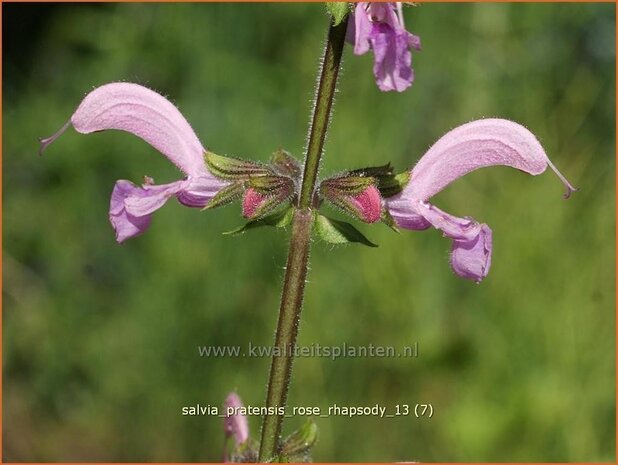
[299,18,348,209]
[258,18,347,461]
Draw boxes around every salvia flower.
[385,118,577,283]
[39,82,228,243]
[347,2,421,92]
[223,392,249,446]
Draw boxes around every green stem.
[258,18,347,462]
[298,18,348,209]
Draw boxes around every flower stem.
[258,18,347,462]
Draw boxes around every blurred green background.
[3,2,615,462]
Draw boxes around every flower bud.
[242,176,295,219]
[320,176,383,223]
[224,393,249,446]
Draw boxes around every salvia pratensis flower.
[223,392,251,462]
[385,118,577,283]
[347,2,421,92]
[223,392,249,447]
[39,83,229,243]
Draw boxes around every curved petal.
[123,180,186,217]
[109,180,154,243]
[415,201,484,241]
[109,179,185,243]
[451,224,492,283]
[224,393,249,445]
[372,23,415,92]
[177,174,230,208]
[401,119,575,202]
[352,3,373,55]
[407,31,422,51]
[384,196,430,230]
[71,83,207,177]
[405,201,492,282]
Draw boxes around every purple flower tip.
[347,2,421,92]
[224,392,249,446]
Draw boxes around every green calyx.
[320,175,376,195]
[202,182,244,210]
[203,150,302,217]
[205,152,406,242]
[271,148,302,179]
[318,175,377,224]
[205,151,273,180]
[325,2,350,26]
[245,190,295,221]
[381,208,399,233]
[341,162,411,197]
[278,419,319,462]
[248,175,295,196]
[346,162,395,178]
[244,176,296,220]
[377,171,411,198]
[227,439,260,463]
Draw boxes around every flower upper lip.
[39,82,228,243]
[385,118,577,283]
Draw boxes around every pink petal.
[109,175,226,243]
[351,2,373,55]
[450,223,492,283]
[109,179,184,243]
[109,180,154,243]
[367,2,392,23]
[123,180,186,217]
[384,194,430,230]
[402,118,576,201]
[224,393,249,445]
[412,201,493,283]
[415,201,483,241]
[177,175,229,208]
[71,82,207,177]
[372,23,414,92]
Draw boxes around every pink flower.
[39,82,228,243]
[223,392,249,446]
[347,2,421,92]
[385,119,577,283]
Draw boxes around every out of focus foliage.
[3,3,615,461]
